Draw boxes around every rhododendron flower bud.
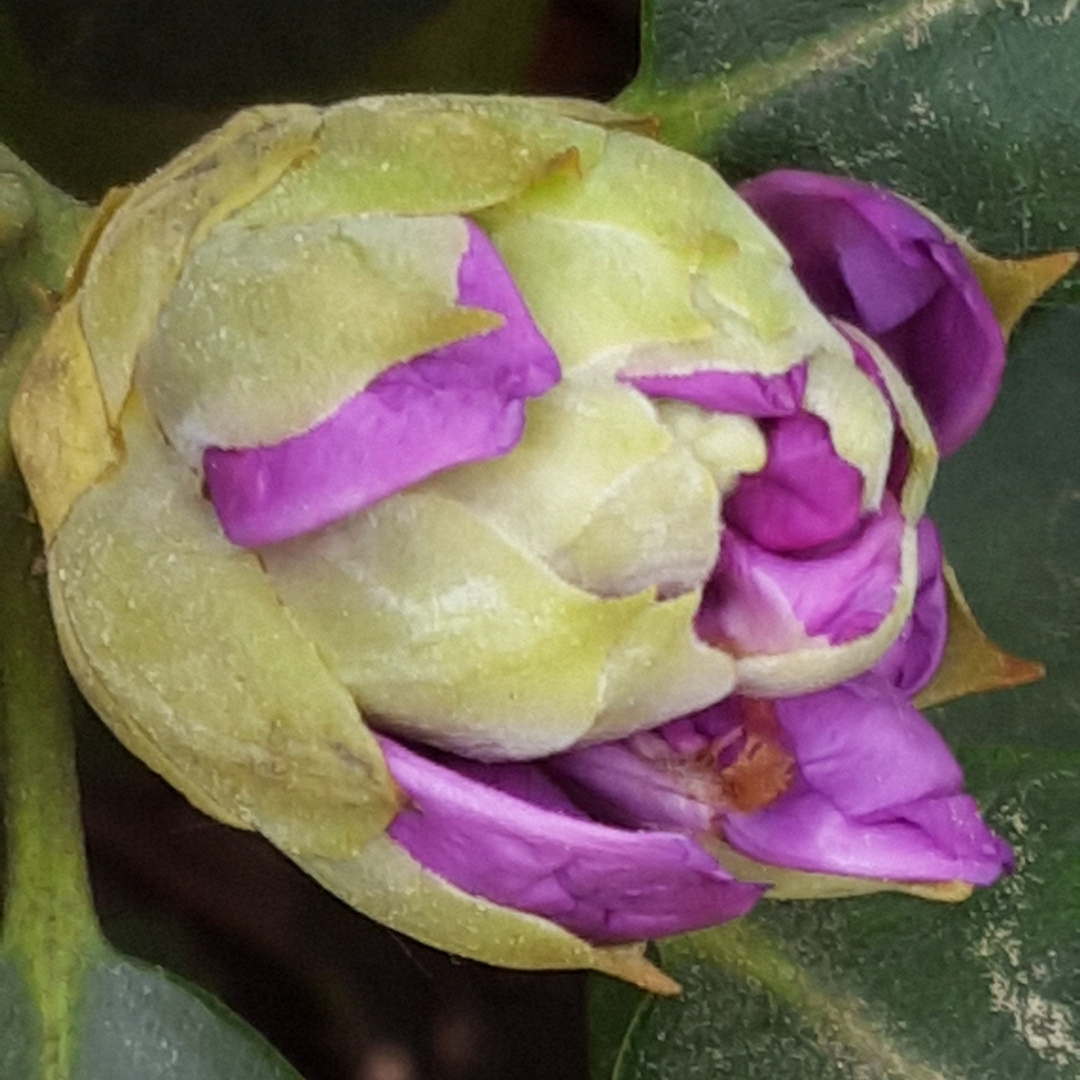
[10,95,1011,988]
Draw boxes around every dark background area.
[0,0,638,195]
[0,3,639,1077]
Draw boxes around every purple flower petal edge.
[873,518,947,696]
[723,412,864,553]
[697,495,905,653]
[740,170,1005,456]
[204,220,560,547]
[624,363,807,418]
[551,678,1010,889]
[379,736,764,944]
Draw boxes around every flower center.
[718,699,794,814]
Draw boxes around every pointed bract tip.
[901,880,974,903]
[963,246,1079,338]
[915,564,1046,709]
[596,944,682,996]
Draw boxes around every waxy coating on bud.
[10,95,1027,991]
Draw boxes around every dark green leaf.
[0,958,40,1080]
[0,943,308,1080]
[589,970,647,1080]
[70,952,304,1080]
[928,304,1080,753]
[621,0,1080,299]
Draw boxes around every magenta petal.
[723,413,864,553]
[204,220,560,547]
[696,496,904,653]
[721,674,1011,883]
[773,675,962,815]
[723,788,1009,884]
[872,519,947,695]
[740,170,1005,456]
[379,737,763,943]
[624,363,807,417]
[551,679,1010,887]
[549,738,719,835]
[874,242,1004,456]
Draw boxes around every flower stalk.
[0,147,100,1079]
[0,458,102,1080]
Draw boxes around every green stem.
[0,460,102,1079]
[0,153,98,1080]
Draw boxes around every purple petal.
[550,737,720,835]
[204,220,560,547]
[723,412,864,553]
[379,736,763,943]
[721,675,1011,883]
[723,788,1009,884]
[774,675,962,814]
[740,170,1005,456]
[874,246,1004,456]
[623,363,807,417]
[872,519,947,695]
[550,697,787,833]
[551,680,1009,886]
[696,496,905,653]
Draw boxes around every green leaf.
[589,970,647,1080]
[0,958,40,1080]
[69,953,304,1080]
[620,0,1080,299]
[591,295,1080,1080]
[0,943,309,1080]
[927,303,1080,755]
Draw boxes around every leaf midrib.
[618,0,995,154]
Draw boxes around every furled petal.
[623,363,807,417]
[722,413,864,553]
[696,495,905,653]
[872,519,947,695]
[550,678,1009,886]
[740,170,1005,455]
[721,674,1011,883]
[723,789,1009,884]
[550,736,719,835]
[379,736,763,943]
[204,220,560,546]
[775,674,961,813]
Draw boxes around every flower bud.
[10,96,1011,986]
